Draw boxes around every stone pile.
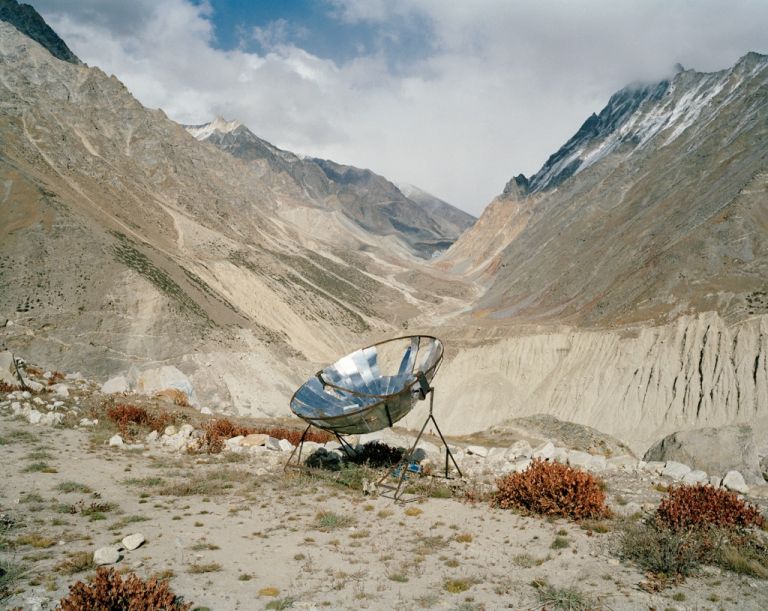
[0,351,93,427]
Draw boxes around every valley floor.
[2,411,768,610]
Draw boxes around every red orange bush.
[492,458,610,520]
[202,418,333,453]
[106,404,176,439]
[57,567,192,610]
[0,381,20,392]
[656,484,765,531]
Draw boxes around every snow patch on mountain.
[185,116,241,140]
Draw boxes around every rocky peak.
[501,174,530,199]
[0,0,80,64]
[185,116,242,140]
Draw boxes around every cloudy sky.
[35,0,768,215]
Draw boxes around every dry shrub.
[155,389,189,407]
[257,426,333,446]
[57,567,192,610]
[656,484,765,531]
[106,404,177,440]
[0,381,20,393]
[492,459,610,520]
[202,419,332,454]
[348,441,403,468]
[48,371,66,385]
[202,418,255,454]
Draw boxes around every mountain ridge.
[0,0,80,64]
[186,118,475,258]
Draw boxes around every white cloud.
[35,0,768,215]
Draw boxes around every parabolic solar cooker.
[288,335,461,500]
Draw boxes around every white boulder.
[661,461,692,480]
[722,470,749,494]
[109,434,124,447]
[504,440,533,460]
[122,533,145,551]
[94,546,121,565]
[51,384,69,398]
[682,470,709,485]
[466,445,489,458]
[101,376,129,394]
[552,447,569,464]
[607,455,639,471]
[533,441,555,460]
[135,365,197,406]
[567,450,593,468]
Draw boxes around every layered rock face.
[412,313,767,454]
[432,54,768,453]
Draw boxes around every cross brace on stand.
[377,375,462,503]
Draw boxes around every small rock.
[94,546,121,565]
[505,439,533,459]
[278,438,294,452]
[101,375,129,394]
[200,406,212,415]
[27,410,42,424]
[466,445,489,458]
[145,430,159,442]
[240,433,269,447]
[661,461,691,480]
[122,533,145,551]
[533,441,555,460]
[41,412,63,426]
[265,436,281,451]
[164,425,177,436]
[585,455,607,472]
[552,447,569,464]
[51,383,69,398]
[224,436,245,452]
[722,470,749,494]
[178,424,194,438]
[643,461,666,474]
[607,455,638,471]
[567,450,593,468]
[708,475,722,488]
[26,380,44,393]
[682,470,708,485]
[109,434,124,447]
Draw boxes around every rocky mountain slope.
[0,18,473,419]
[446,53,768,327]
[1,1,766,459]
[0,0,80,64]
[186,118,474,258]
[432,54,768,452]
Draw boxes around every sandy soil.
[2,411,768,611]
